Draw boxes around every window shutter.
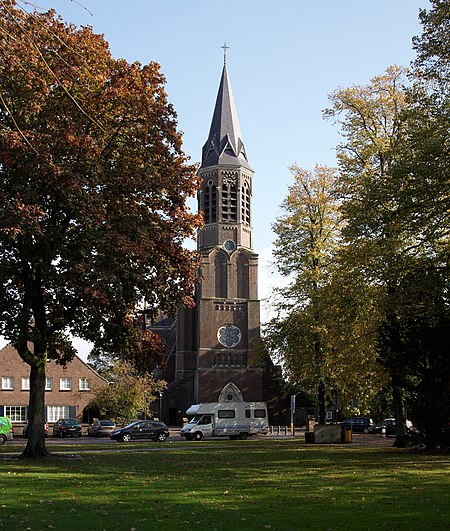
[0,406,4,416]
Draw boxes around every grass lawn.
[0,439,448,530]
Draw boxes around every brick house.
[0,344,107,433]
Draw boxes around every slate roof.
[200,65,252,171]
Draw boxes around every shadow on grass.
[0,442,448,530]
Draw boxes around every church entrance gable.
[218,382,244,402]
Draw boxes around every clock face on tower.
[217,324,242,348]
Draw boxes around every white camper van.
[180,402,268,440]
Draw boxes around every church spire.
[201,59,252,171]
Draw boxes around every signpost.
[290,394,296,435]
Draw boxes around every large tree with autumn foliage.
[0,3,201,457]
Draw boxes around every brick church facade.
[154,61,285,426]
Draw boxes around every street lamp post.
[159,392,163,422]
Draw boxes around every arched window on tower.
[222,180,237,222]
[236,253,249,299]
[241,181,250,225]
[215,252,228,299]
[202,180,217,224]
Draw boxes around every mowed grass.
[0,439,449,530]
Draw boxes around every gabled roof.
[201,65,252,171]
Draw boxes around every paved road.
[7,431,396,447]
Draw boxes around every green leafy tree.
[320,266,388,418]
[88,360,166,423]
[0,4,201,457]
[400,0,450,446]
[325,58,450,447]
[324,66,414,446]
[265,165,341,423]
[377,263,450,448]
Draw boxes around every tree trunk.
[21,360,50,458]
[318,380,326,425]
[392,374,407,448]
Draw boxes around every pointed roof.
[200,65,252,171]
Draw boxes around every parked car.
[384,420,397,437]
[24,421,49,438]
[110,420,169,443]
[340,417,374,433]
[369,418,413,435]
[52,418,82,438]
[0,416,14,445]
[88,419,116,437]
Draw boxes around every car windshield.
[123,422,139,429]
[64,419,80,426]
[189,415,201,424]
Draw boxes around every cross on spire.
[221,42,229,65]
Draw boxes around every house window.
[2,377,14,390]
[59,378,72,391]
[79,378,90,391]
[22,377,30,391]
[5,406,27,422]
[45,378,52,391]
[47,406,69,422]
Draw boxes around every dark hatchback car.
[369,418,396,435]
[52,418,82,438]
[369,418,413,436]
[340,417,374,434]
[110,421,170,443]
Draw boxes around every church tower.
[167,54,263,421]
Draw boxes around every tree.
[377,263,450,449]
[88,360,166,423]
[413,0,450,92]
[402,0,450,446]
[264,165,341,423]
[324,66,415,446]
[0,4,201,457]
[319,264,388,418]
[325,61,450,448]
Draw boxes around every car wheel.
[193,432,203,441]
[363,428,369,434]
[156,433,167,442]
[121,433,131,442]
[0,435,6,445]
[239,432,248,440]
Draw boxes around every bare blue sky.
[2,0,431,358]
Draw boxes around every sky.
[1,0,431,359]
